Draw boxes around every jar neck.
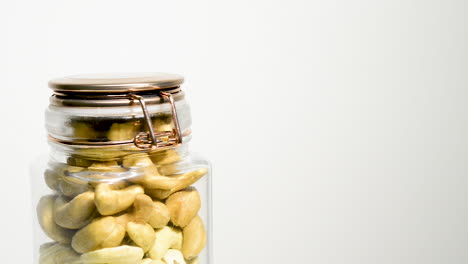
[46,97,192,146]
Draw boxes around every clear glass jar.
[31,73,211,264]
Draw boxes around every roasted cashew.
[165,187,201,227]
[163,249,186,264]
[148,226,183,260]
[126,222,155,253]
[37,195,75,244]
[39,243,80,264]
[54,191,96,229]
[182,215,206,260]
[71,216,125,254]
[80,245,144,264]
[145,168,208,199]
[147,201,170,229]
[94,183,144,215]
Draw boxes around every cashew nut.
[123,154,156,168]
[94,183,144,215]
[39,243,80,264]
[123,154,165,186]
[141,258,168,264]
[85,161,128,182]
[186,257,200,264]
[54,191,96,229]
[150,149,181,175]
[80,245,144,264]
[147,201,171,229]
[150,261,165,264]
[143,170,202,189]
[124,154,205,190]
[115,194,154,226]
[157,164,179,177]
[165,187,201,227]
[88,161,123,172]
[108,122,141,141]
[37,195,75,244]
[67,156,94,167]
[59,172,90,198]
[140,258,159,264]
[153,114,174,133]
[44,169,60,191]
[75,145,129,161]
[40,242,56,253]
[148,226,183,260]
[163,249,186,264]
[140,259,165,264]
[145,168,208,199]
[71,216,125,253]
[126,222,155,253]
[44,164,86,196]
[182,215,206,260]
[74,121,98,139]
[150,149,180,165]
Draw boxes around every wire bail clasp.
[131,92,183,149]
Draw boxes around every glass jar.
[31,73,211,264]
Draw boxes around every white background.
[2,0,468,263]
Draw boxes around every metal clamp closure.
[131,92,183,149]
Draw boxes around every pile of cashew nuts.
[37,118,207,264]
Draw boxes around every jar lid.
[48,72,186,149]
[49,72,184,93]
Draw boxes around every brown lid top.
[49,72,184,93]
